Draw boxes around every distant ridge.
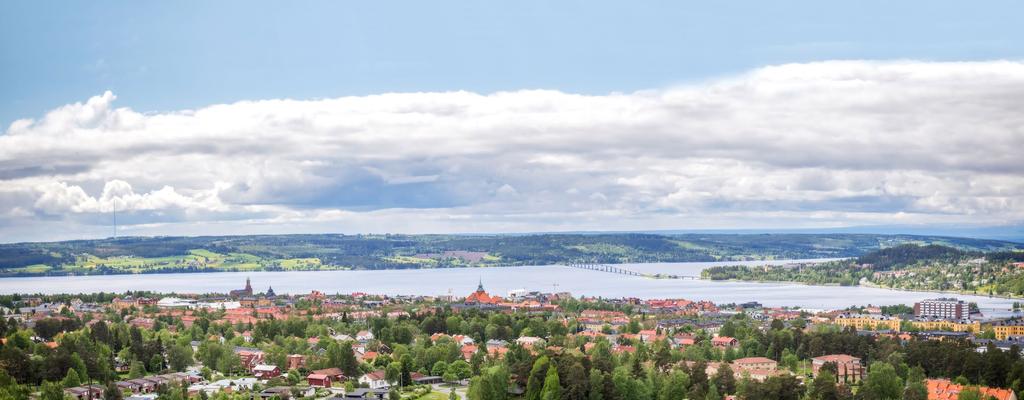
[0,232,1020,277]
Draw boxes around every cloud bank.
[2,60,1023,241]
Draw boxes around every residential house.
[711,336,739,349]
[812,354,865,383]
[253,364,281,380]
[359,370,390,389]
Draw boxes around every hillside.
[704,243,1024,296]
[0,233,1020,277]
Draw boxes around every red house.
[711,336,739,349]
[312,368,346,383]
[286,354,306,370]
[307,373,332,388]
[253,364,281,379]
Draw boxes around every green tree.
[706,383,720,400]
[589,370,605,400]
[713,362,735,395]
[432,361,449,377]
[541,365,561,400]
[659,370,690,400]
[103,382,122,400]
[69,354,88,382]
[62,369,81,388]
[338,342,360,377]
[167,345,193,372]
[149,354,164,373]
[809,370,838,400]
[612,367,640,400]
[40,381,66,400]
[526,356,551,400]
[860,362,903,400]
[903,367,928,400]
[563,362,588,400]
[448,360,472,381]
[128,360,146,379]
[385,362,402,386]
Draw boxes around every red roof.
[927,379,1015,400]
[734,357,776,365]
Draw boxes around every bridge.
[563,263,701,280]
[564,263,644,276]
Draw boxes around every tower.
[245,277,252,295]
[477,277,484,292]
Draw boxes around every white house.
[356,330,375,342]
[358,370,390,389]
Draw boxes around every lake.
[1,260,1018,314]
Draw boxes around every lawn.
[410,392,450,400]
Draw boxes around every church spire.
[477,277,484,292]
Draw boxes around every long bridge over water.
[563,263,700,280]
[565,263,644,276]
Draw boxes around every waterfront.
[0,260,1018,313]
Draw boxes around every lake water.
[1,261,1018,313]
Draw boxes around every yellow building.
[989,319,1024,340]
[906,319,980,333]
[834,314,902,332]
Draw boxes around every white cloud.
[2,60,1023,240]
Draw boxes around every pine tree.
[63,368,82,388]
[129,360,146,379]
[541,365,561,400]
[588,370,605,400]
[526,356,550,400]
[41,381,66,400]
[705,383,720,400]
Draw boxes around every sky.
[1,1,1023,242]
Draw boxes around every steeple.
[245,277,252,291]
[477,277,484,292]
[266,286,276,298]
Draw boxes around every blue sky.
[3,1,1023,127]
[2,1,1024,242]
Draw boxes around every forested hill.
[705,243,1024,295]
[0,233,1020,277]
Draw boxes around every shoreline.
[859,279,1024,301]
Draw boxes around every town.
[1,278,1023,400]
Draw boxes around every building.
[307,373,333,388]
[926,379,1016,400]
[312,368,346,383]
[991,318,1024,340]
[286,354,305,370]
[711,336,738,349]
[259,387,314,400]
[906,318,980,333]
[230,278,254,298]
[253,364,280,379]
[336,388,388,399]
[834,314,901,331]
[733,357,778,372]
[359,370,390,389]
[812,354,865,383]
[465,279,501,304]
[915,298,970,320]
